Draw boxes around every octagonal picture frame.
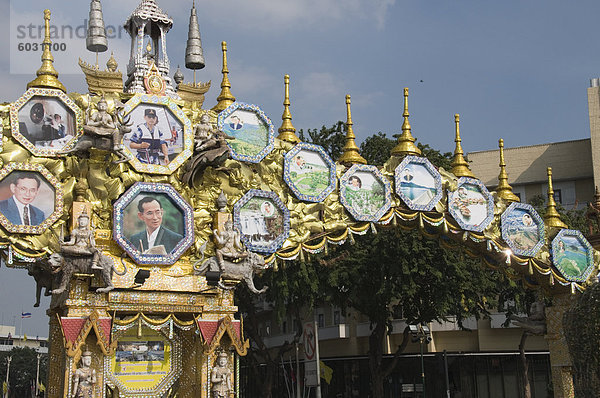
[217,102,274,163]
[551,229,595,283]
[339,164,392,222]
[113,182,194,265]
[10,88,83,157]
[501,202,545,257]
[233,189,290,254]
[447,177,494,233]
[283,142,337,202]
[121,94,193,175]
[105,323,181,397]
[394,155,443,211]
[0,162,64,235]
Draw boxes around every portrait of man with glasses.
[0,172,50,226]
[129,196,183,255]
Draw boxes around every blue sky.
[1,0,600,335]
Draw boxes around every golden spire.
[338,95,367,165]
[495,139,520,202]
[544,167,567,229]
[27,10,66,92]
[450,114,475,177]
[277,74,300,143]
[391,88,421,157]
[212,41,236,113]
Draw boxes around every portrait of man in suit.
[0,172,47,226]
[129,196,183,255]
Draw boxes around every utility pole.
[35,352,41,396]
[295,342,301,398]
[5,356,12,398]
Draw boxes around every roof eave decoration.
[59,310,113,357]
[198,316,249,356]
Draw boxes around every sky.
[1,0,600,336]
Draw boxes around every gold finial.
[338,95,367,165]
[106,52,118,72]
[391,88,421,157]
[277,74,300,143]
[450,114,475,178]
[544,167,567,229]
[212,41,236,113]
[495,139,520,202]
[27,9,66,92]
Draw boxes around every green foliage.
[564,282,600,397]
[298,121,346,159]
[0,347,47,398]
[527,194,587,231]
[360,132,396,166]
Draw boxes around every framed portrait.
[113,182,194,265]
[217,102,274,163]
[105,325,180,396]
[10,88,82,157]
[121,94,193,175]
[551,229,594,283]
[447,177,494,233]
[501,202,545,257]
[283,142,337,202]
[394,155,443,212]
[339,164,392,222]
[233,190,290,254]
[0,163,63,234]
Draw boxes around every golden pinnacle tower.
[277,75,300,143]
[450,114,475,178]
[391,88,421,157]
[544,167,567,229]
[338,95,367,165]
[495,139,519,202]
[27,10,66,92]
[212,41,236,112]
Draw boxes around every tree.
[306,125,529,398]
[0,347,47,398]
[237,260,324,398]
[564,281,600,397]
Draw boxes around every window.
[317,313,324,328]
[282,321,287,334]
[553,189,562,204]
[292,319,298,333]
[514,192,521,201]
[333,311,341,325]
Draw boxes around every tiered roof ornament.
[450,114,475,178]
[277,75,300,144]
[495,139,519,202]
[338,95,367,165]
[123,0,177,98]
[212,42,236,113]
[390,88,421,157]
[544,167,567,229]
[185,1,205,82]
[27,10,66,92]
[86,0,108,65]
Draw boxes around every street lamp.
[35,352,42,397]
[410,324,432,398]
